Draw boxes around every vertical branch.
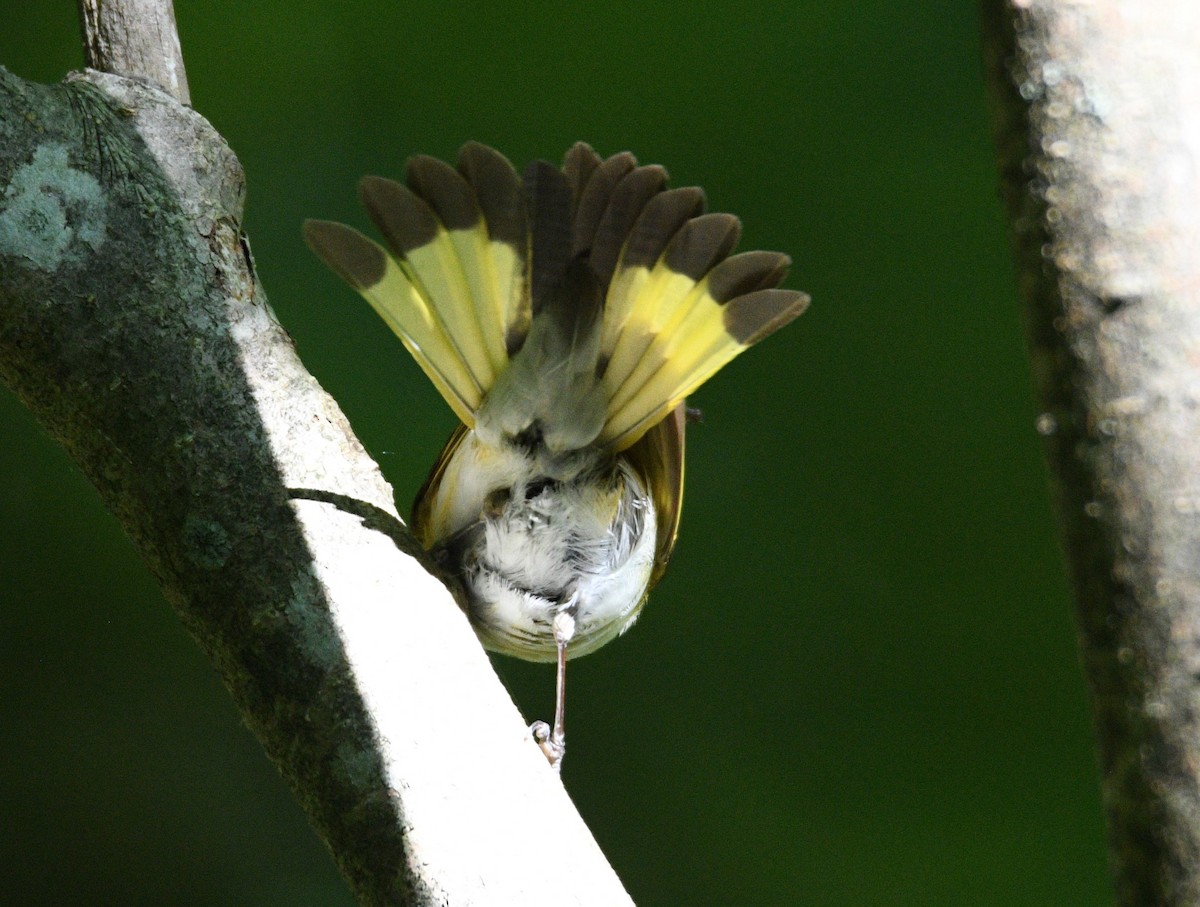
[78,0,190,103]
[982,2,1200,903]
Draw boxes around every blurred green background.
[0,2,1110,904]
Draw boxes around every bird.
[303,142,808,769]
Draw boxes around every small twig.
[78,0,190,103]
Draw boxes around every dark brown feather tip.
[359,176,439,256]
[455,142,526,248]
[572,152,637,256]
[707,251,791,303]
[303,220,387,290]
[588,165,669,284]
[406,155,481,231]
[563,142,603,208]
[522,160,574,313]
[663,213,742,281]
[723,288,811,345]
[619,187,707,270]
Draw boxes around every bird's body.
[305,142,807,764]
[417,426,657,660]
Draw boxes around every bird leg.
[531,609,575,771]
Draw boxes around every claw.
[531,719,565,770]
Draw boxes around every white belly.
[423,433,658,661]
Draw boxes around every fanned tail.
[304,141,809,451]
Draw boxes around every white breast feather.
[466,460,657,661]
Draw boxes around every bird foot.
[531,720,565,771]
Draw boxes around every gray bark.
[78,0,190,103]
[981,2,1200,903]
[0,13,632,906]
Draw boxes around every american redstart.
[304,143,808,767]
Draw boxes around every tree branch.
[981,2,1200,903]
[78,0,190,103]
[0,7,632,905]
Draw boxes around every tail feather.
[572,152,636,257]
[587,165,668,285]
[562,142,603,209]
[601,286,810,450]
[606,244,783,415]
[305,143,808,455]
[477,257,608,458]
[598,187,706,375]
[474,160,607,457]
[359,175,496,392]
[455,142,530,357]
[406,155,509,375]
[301,219,481,425]
[601,212,743,407]
[522,160,575,314]
[601,244,806,449]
